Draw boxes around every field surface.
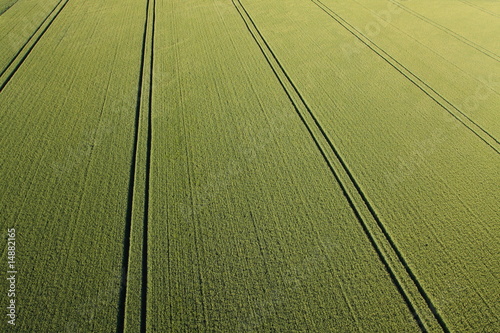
[0,0,498,332]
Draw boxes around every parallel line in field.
[0,0,70,91]
[182,76,210,330]
[350,0,500,97]
[233,0,444,332]
[117,0,155,331]
[141,0,156,331]
[457,0,500,18]
[311,0,500,154]
[384,0,500,61]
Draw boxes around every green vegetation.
[0,0,64,73]
[0,0,498,332]
[0,0,146,331]
[0,0,17,16]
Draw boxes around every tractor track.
[311,0,500,154]
[0,0,70,91]
[233,0,450,331]
[0,0,18,16]
[385,0,500,62]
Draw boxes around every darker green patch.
[0,0,18,16]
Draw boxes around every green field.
[0,0,499,332]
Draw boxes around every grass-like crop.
[0,0,63,73]
[147,0,426,330]
[0,0,147,331]
[0,0,498,332]
[0,0,17,16]
[238,0,499,331]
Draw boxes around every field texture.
[0,0,499,332]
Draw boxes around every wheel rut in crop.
[233,0,450,331]
[0,0,70,91]
[310,0,500,154]
[385,0,500,61]
[141,1,156,330]
[117,0,155,332]
[457,0,500,18]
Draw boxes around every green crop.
[0,0,498,331]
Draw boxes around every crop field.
[0,0,499,332]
